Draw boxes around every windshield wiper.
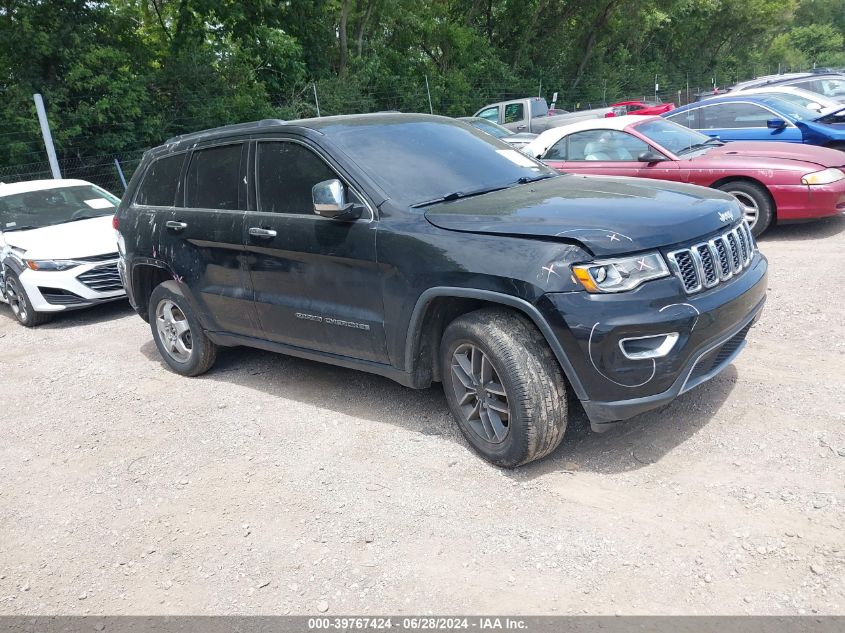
[677,138,723,155]
[411,184,513,208]
[516,173,556,184]
[63,214,107,223]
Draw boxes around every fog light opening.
[619,332,679,360]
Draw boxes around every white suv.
[0,179,125,326]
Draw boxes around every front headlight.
[24,259,79,271]
[801,168,845,185]
[572,252,669,293]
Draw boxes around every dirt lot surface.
[1,217,843,616]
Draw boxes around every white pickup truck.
[473,97,608,134]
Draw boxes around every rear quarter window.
[135,154,184,206]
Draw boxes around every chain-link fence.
[0,150,145,195]
[0,65,826,194]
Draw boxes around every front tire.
[149,283,217,376]
[3,270,52,327]
[440,308,568,467]
[716,180,773,237]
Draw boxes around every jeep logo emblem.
[718,210,735,223]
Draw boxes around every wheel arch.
[709,176,777,222]
[130,260,176,322]
[404,287,588,400]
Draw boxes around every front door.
[160,141,262,337]
[698,103,803,143]
[543,129,680,181]
[243,139,388,363]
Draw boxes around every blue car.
[664,95,845,150]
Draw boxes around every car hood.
[696,141,845,167]
[424,175,742,257]
[1,215,117,259]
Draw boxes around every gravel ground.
[0,216,843,615]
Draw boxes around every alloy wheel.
[729,191,759,228]
[155,299,193,363]
[5,277,27,323]
[450,343,511,444]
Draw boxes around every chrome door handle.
[165,221,187,231]
[249,227,277,238]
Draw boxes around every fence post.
[33,93,61,179]
[425,75,434,114]
[312,82,321,117]
[114,158,128,191]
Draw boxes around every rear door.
[243,137,388,363]
[160,140,262,337]
[502,101,527,132]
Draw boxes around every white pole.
[312,82,321,117]
[425,75,434,114]
[33,93,61,179]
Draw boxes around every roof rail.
[165,119,287,144]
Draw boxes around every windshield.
[760,96,820,121]
[324,118,556,207]
[755,92,825,110]
[0,184,119,231]
[634,118,714,155]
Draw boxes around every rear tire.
[149,283,217,376]
[716,180,773,237]
[440,308,568,467]
[3,270,52,327]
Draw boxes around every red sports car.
[522,115,845,235]
[607,100,675,117]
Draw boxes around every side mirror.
[638,150,665,163]
[767,118,787,129]
[312,179,363,220]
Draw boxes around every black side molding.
[404,287,589,400]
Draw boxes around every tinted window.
[136,154,184,207]
[562,130,650,161]
[503,103,524,124]
[322,118,555,207]
[477,107,499,122]
[257,141,339,215]
[184,144,242,210]
[701,103,771,129]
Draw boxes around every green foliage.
[1,0,843,174]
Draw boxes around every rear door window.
[135,154,184,207]
[503,103,524,124]
[183,144,244,210]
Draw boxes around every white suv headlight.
[572,252,669,293]
[24,259,80,271]
[801,168,845,185]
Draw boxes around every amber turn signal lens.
[572,267,599,293]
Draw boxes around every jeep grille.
[667,222,755,294]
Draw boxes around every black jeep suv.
[115,114,767,467]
